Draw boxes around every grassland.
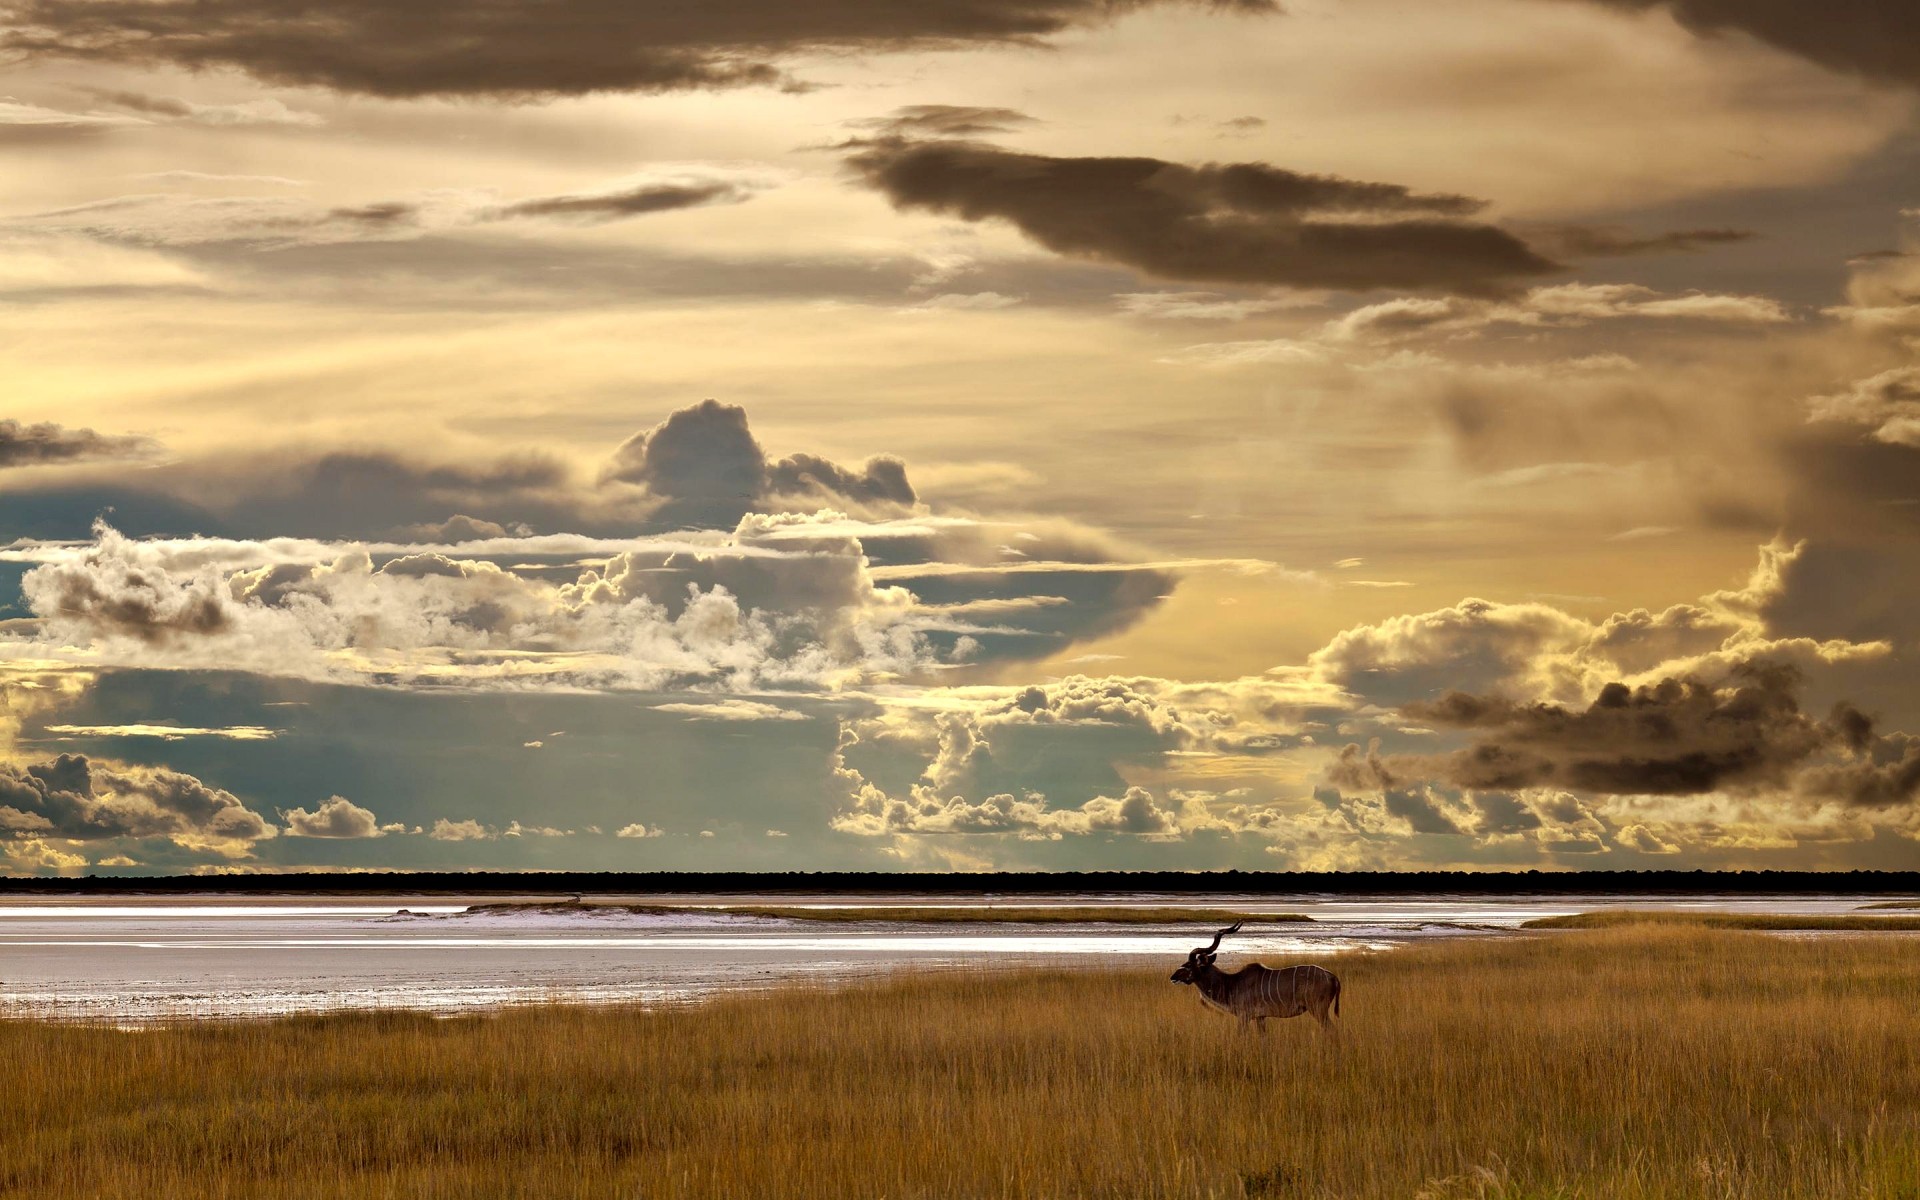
[8,928,1920,1198]
[459,900,1311,924]
[1523,909,1920,931]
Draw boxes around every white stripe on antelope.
[1168,921,1341,1035]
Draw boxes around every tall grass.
[6,929,1920,1198]
[1524,910,1920,931]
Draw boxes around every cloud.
[850,105,1040,138]
[487,182,748,223]
[2,517,970,690]
[0,400,1213,690]
[1115,290,1322,320]
[281,794,399,837]
[1358,585,1892,702]
[427,817,493,841]
[830,673,1325,842]
[1323,284,1791,344]
[1798,735,1920,808]
[0,98,145,141]
[651,699,808,722]
[1571,1,1920,90]
[1365,666,1866,799]
[483,168,783,224]
[135,170,307,187]
[1710,532,1920,649]
[503,820,571,837]
[9,168,780,251]
[601,398,916,528]
[44,723,278,740]
[911,291,1023,310]
[1309,597,1601,706]
[1,0,1276,98]
[25,529,237,644]
[1523,225,1757,258]
[1809,366,1920,448]
[842,138,1560,295]
[0,752,273,851]
[836,783,1188,838]
[615,822,663,838]
[0,419,160,468]
[79,88,323,126]
[1163,285,1785,378]
[0,233,208,295]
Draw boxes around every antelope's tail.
[1333,975,1342,1018]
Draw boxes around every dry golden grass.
[6,929,1920,1198]
[459,901,1309,924]
[1524,910,1920,931]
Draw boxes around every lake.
[0,893,1901,1022]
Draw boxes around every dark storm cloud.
[768,454,915,508]
[0,0,1276,98]
[0,752,272,843]
[0,419,159,468]
[1396,668,1852,796]
[602,400,770,528]
[603,398,917,529]
[1382,787,1467,835]
[1470,790,1543,835]
[842,138,1561,294]
[486,181,755,224]
[1578,1,1920,89]
[1527,225,1757,258]
[1800,736,1920,808]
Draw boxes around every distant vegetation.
[1859,900,1920,910]
[1523,910,1920,931]
[458,901,1310,924]
[13,867,1920,895]
[9,928,1920,1197]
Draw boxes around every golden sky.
[1,0,1917,873]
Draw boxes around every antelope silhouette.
[1168,921,1341,1034]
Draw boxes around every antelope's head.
[1169,921,1241,984]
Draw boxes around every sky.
[0,0,1917,875]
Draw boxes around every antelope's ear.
[1200,952,1216,965]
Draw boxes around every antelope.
[1168,922,1341,1035]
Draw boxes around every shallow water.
[0,893,1902,1022]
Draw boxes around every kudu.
[1168,922,1341,1034]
